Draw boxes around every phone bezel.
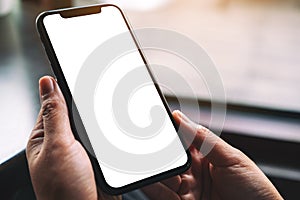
[36,4,191,195]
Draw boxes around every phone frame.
[36,4,191,195]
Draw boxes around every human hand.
[142,111,283,200]
[26,76,120,200]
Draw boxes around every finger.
[27,108,45,154]
[189,146,202,175]
[142,182,180,200]
[39,76,74,146]
[173,110,242,167]
[177,173,200,196]
[200,159,212,200]
[161,175,181,192]
[27,93,47,145]
[27,77,54,159]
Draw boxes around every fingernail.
[173,110,182,117]
[173,110,183,121]
[176,110,188,121]
[40,77,54,96]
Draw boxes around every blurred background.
[0,0,299,199]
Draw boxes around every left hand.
[26,76,120,200]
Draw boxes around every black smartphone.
[36,4,191,195]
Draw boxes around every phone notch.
[60,6,101,18]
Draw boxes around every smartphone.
[36,4,191,195]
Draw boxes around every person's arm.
[26,76,120,200]
[143,111,283,200]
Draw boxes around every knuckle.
[42,98,64,118]
[196,125,209,135]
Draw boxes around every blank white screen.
[43,5,187,188]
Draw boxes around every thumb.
[173,110,243,167]
[39,76,74,146]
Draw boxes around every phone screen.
[42,5,188,189]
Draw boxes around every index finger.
[173,110,243,167]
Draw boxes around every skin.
[26,76,283,200]
[142,111,283,200]
[26,76,120,200]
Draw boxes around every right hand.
[142,111,283,200]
